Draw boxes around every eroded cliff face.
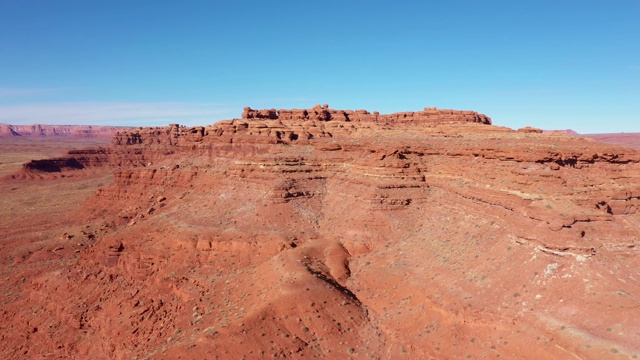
[3,106,640,359]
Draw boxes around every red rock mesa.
[2,105,639,359]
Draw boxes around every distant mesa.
[0,123,132,138]
[540,129,640,149]
[542,129,580,135]
[581,132,640,150]
[0,124,21,136]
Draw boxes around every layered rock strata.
[4,106,640,359]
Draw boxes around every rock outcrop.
[242,105,492,124]
[518,126,543,133]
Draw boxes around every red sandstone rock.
[518,126,543,133]
[2,106,640,359]
[241,106,492,125]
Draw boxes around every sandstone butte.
[1,105,639,359]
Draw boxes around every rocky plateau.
[1,105,639,359]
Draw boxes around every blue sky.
[0,0,638,133]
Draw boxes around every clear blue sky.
[0,0,638,133]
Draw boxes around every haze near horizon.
[0,0,638,133]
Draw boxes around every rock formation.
[2,105,640,359]
[517,126,543,133]
[0,123,132,138]
[241,105,491,124]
